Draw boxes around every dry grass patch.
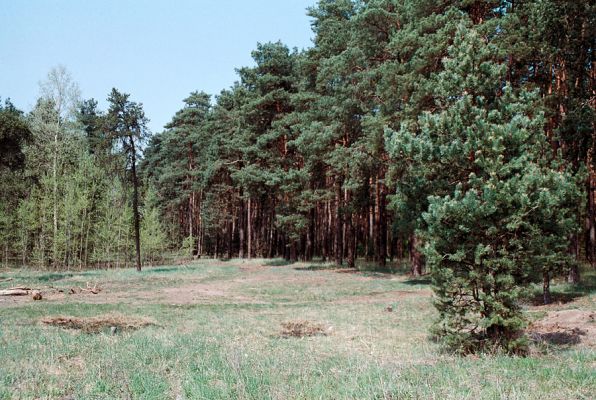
[41,313,157,334]
[280,320,328,338]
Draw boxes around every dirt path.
[0,264,428,306]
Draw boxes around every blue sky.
[0,0,315,132]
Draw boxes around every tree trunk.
[130,136,142,271]
[334,179,343,266]
[290,241,297,263]
[306,208,315,261]
[377,180,387,268]
[346,190,355,269]
[586,167,595,266]
[368,184,374,261]
[227,220,233,259]
[347,218,355,269]
[324,200,332,262]
[53,130,58,269]
[543,271,552,305]
[410,234,423,277]
[239,198,245,258]
[568,233,580,284]
[247,197,252,260]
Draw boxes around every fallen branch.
[0,278,13,283]
[78,287,101,294]
[88,282,101,294]
[0,289,29,296]
[75,283,101,294]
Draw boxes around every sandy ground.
[528,309,596,347]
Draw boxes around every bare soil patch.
[41,313,157,334]
[529,309,595,347]
[156,283,257,305]
[280,320,328,338]
[239,264,268,273]
[1,262,412,307]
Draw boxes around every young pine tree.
[388,24,579,353]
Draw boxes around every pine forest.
[1,0,595,381]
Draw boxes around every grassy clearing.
[0,260,594,399]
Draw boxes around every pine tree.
[233,42,300,259]
[105,88,149,271]
[498,0,595,278]
[388,24,579,353]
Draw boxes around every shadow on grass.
[526,270,596,306]
[11,272,76,282]
[146,267,185,274]
[293,263,402,280]
[530,329,586,346]
[294,264,334,271]
[265,259,296,267]
[402,277,432,286]
[527,291,587,306]
[41,273,74,282]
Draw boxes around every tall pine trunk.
[239,197,245,258]
[586,161,595,266]
[345,189,355,269]
[410,234,423,277]
[543,271,552,305]
[377,179,387,268]
[334,179,343,266]
[247,197,252,259]
[568,232,580,283]
[53,129,58,269]
[130,136,142,271]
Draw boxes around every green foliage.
[389,24,580,353]
[0,98,31,171]
[91,178,134,267]
[0,99,31,266]
[141,186,168,264]
[179,235,196,260]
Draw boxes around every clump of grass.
[280,320,327,338]
[41,313,157,334]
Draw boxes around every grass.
[0,259,594,399]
